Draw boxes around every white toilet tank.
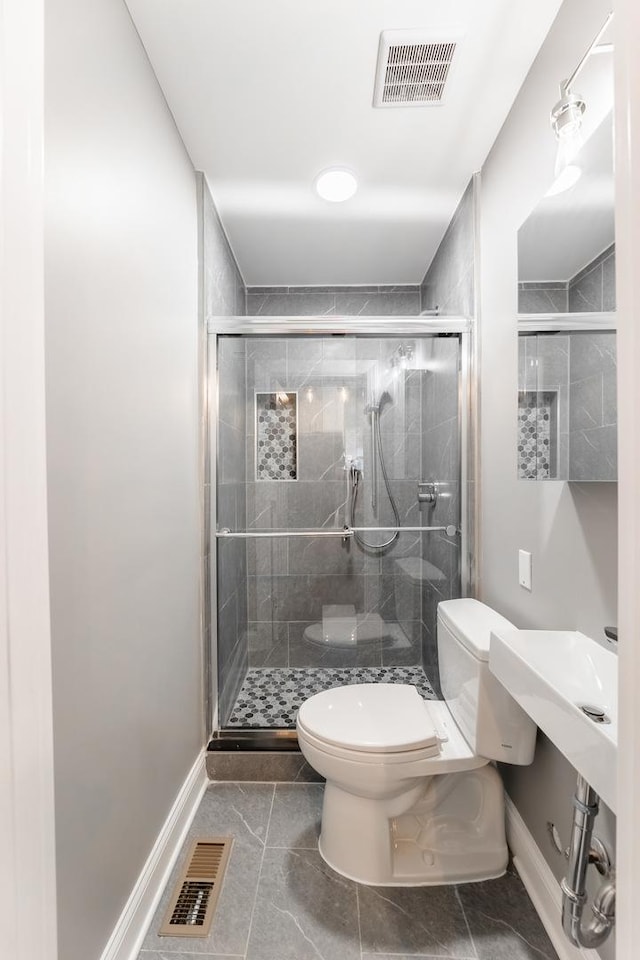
[437,599,536,765]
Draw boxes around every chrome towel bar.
[216,525,458,539]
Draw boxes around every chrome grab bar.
[216,525,458,538]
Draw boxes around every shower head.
[365,391,392,416]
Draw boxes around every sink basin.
[489,629,617,813]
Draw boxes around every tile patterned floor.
[138,781,560,960]
[226,665,437,728]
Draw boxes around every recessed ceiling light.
[315,168,358,203]
[545,164,582,197]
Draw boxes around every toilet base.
[318,765,508,886]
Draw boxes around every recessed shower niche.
[518,330,617,482]
[211,324,467,732]
[255,392,298,481]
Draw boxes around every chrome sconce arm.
[561,775,615,948]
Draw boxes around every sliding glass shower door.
[213,328,464,731]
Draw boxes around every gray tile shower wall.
[518,245,616,314]
[519,334,570,480]
[419,338,461,680]
[243,336,427,670]
[419,179,475,618]
[197,174,248,726]
[201,177,247,319]
[517,281,568,314]
[221,335,462,684]
[217,337,249,724]
[420,178,475,316]
[568,244,616,312]
[568,331,617,481]
[517,332,617,482]
[245,285,421,316]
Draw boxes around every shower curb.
[206,748,323,783]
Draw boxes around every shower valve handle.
[418,481,438,505]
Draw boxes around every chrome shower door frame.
[206,316,474,743]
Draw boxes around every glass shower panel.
[215,333,462,729]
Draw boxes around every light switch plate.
[519,550,532,590]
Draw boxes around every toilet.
[296,599,537,886]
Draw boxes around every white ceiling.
[126,0,563,286]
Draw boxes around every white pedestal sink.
[489,629,617,812]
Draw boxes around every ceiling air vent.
[373,30,458,108]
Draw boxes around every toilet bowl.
[296,599,537,886]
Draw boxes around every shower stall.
[209,318,470,739]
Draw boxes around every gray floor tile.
[457,866,559,960]
[266,783,323,848]
[139,953,243,959]
[191,782,275,844]
[140,784,274,957]
[358,883,475,957]
[138,783,557,960]
[246,847,360,960]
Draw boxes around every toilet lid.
[297,684,440,754]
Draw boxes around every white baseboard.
[100,750,208,960]
[505,796,601,960]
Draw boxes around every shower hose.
[350,408,400,550]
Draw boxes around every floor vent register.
[159,837,233,938]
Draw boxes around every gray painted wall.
[478,2,616,957]
[45,3,201,958]
[518,244,616,313]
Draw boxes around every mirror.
[518,331,617,482]
[518,111,615,313]
[516,42,616,482]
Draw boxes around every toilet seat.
[297,696,487,772]
[296,683,440,755]
[296,722,444,765]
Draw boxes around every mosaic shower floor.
[226,665,437,728]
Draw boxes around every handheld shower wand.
[352,392,400,551]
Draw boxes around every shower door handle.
[370,409,377,512]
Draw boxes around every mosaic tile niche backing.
[518,390,557,479]
[256,392,298,481]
